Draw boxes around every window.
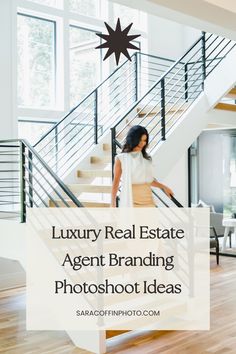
[69,25,101,107]
[26,0,63,8]
[16,0,147,141]
[113,3,147,31]
[18,119,55,145]
[18,119,58,168]
[17,14,56,109]
[191,130,236,217]
[69,0,100,18]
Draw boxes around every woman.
[111,125,174,208]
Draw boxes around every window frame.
[15,0,147,137]
[69,23,102,106]
[17,11,57,110]
[68,0,102,19]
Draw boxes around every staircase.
[1,32,236,217]
[111,32,236,183]
[0,52,179,216]
[49,142,113,207]
[214,87,236,112]
[33,52,175,179]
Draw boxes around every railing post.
[161,78,166,140]
[111,127,119,207]
[201,31,206,89]
[94,88,98,144]
[111,127,116,180]
[20,141,26,223]
[28,150,33,207]
[55,126,59,174]
[184,63,188,102]
[135,52,139,101]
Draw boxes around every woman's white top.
[115,151,156,207]
[115,151,154,184]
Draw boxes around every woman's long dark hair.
[121,125,152,161]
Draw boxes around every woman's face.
[137,134,147,150]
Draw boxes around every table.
[222,218,236,251]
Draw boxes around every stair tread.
[52,198,110,203]
[215,102,236,111]
[68,183,111,187]
[103,143,111,151]
[77,170,111,175]
[67,183,112,194]
[137,105,186,115]
[90,155,111,163]
[79,200,111,207]
[78,167,111,171]
[49,198,110,208]
[80,199,110,203]
[226,87,236,99]
[50,197,110,202]
[80,168,111,172]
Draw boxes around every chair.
[210,212,232,248]
[193,203,231,264]
[210,226,219,265]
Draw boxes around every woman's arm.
[110,157,122,207]
[151,178,174,198]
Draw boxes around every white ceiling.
[204,0,236,14]
[111,0,236,40]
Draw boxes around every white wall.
[147,14,184,59]
[147,16,200,207]
[183,26,202,51]
[163,151,189,206]
[147,14,202,60]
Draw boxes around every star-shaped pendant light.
[95,18,141,65]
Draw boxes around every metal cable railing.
[2,33,234,222]
[111,32,236,172]
[32,52,175,180]
[0,139,83,222]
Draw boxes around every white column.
[0,0,17,140]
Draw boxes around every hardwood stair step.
[225,87,236,99]
[90,155,111,164]
[137,105,186,116]
[138,110,184,118]
[126,112,183,127]
[67,184,112,193]
[79,200,110,207]
[49,199,110,208]
[117,118,179,140]
[77,169,112,178]
[215,102,236,112]
[106,330,130,339]
[103,143,111,151]
[49,199,79,208]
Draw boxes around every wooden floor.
[0,256,236,354]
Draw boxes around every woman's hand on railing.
[162,186,174,198]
